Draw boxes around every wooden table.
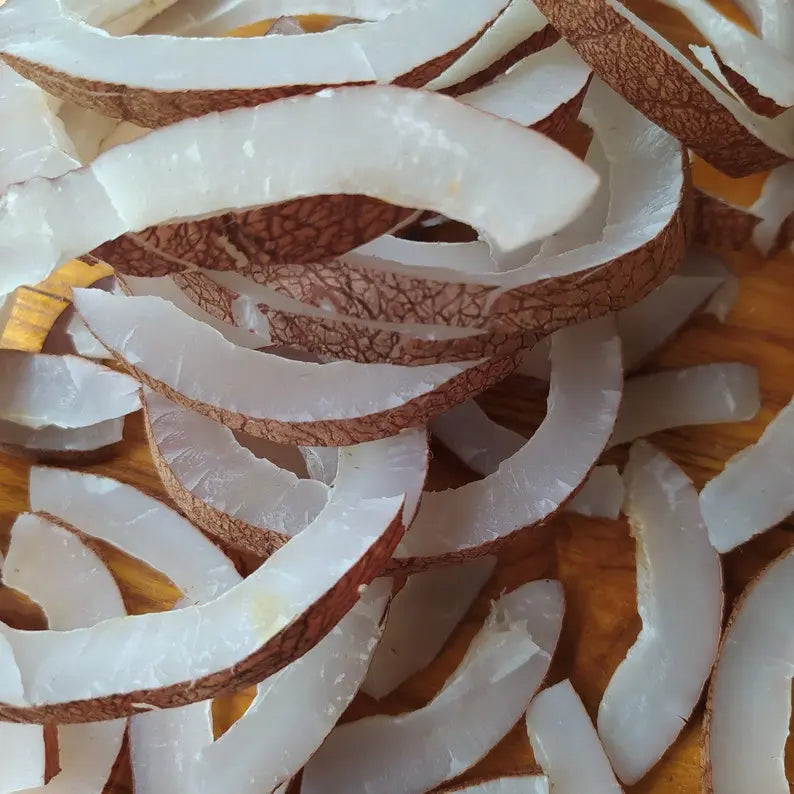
[1,3,792,792]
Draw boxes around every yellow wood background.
[0,2,792,792]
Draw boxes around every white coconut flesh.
[597,442,724,785]
[0,350,140,431]
[0,447,406,722]
[0,417,125,455]
[362,557,496,700]
[0,86,598,297]
[73,289,514,446]
[526,680,623,794]
[704,548,794,794]
[732,0,794,52]
[301,579,565,794]
[750,163,794,254]
[1,513,127,794]
[0,0,512,118]
[607,363,761,449]
[658,0,794,109]
[439,779,550,794]
[566,465,625,520]
[700,397,794,553]
[193,579,390,794]
[393,316,621,566]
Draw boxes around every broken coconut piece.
[526,680,622,794]
[438,778,549,794]
[2,512,127,793]
[0,86,598,296]
[192,580,391,794]
[532,0,794,176]
[362,557,497,699]
[301,579,565,794]
[733,0,794,52]
[608,363,761,449]
[0,417,126,463]
[750,162,794,255]
[74,289,515,446]
[598,442,723,785]
[703,548,794,794]
[700,397,794,553]
[0,444,406,722]
[566,465,625,520]
[0,0,511,127]
[392,316,622,570]
[142,389,332,555]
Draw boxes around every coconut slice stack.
[0,0,793,790]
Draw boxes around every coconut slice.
[700,397,794,552]
[597,442,723,785]
[566,466,625,520]
[526,680,623,793]
[193,580,390,794]
[392,316,621,570]
[301,579,565,794]
[438,778,549,794]
[750,163,794,255]
[732,0,794,53]
[608,363,761,449]
[532,0,794,176]
[74,289,515,445]
[362,557,496,699]
[0,440,406,722]
[0,0,511,127]
[703,548,794,794]
[0,417,126,463]
[240,79,685,337]
[3,512,127,793]
[1,87,598,296]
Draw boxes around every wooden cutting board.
[1,2,792,791]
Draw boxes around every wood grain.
[0,3,792,791]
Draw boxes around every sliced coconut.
[301,579,565,794]
[300,445,340,485]
[732,0,794,53]
[703,548,794,794]
[0,440,407,722]
[69,0,181,34]
[63,314,111,359]
[608,363,761,449]
[241,79,685,337]
[693,189,762,250]
[700,397,794,552]
[392,316,621,570]
[526,680,623,794]
[750,162,794,255]
[566,465,625,520]
[142,389,331,555]
[438,778,549,794]
[0,0,512,127]
[193,580,390,794]
[0,87,598,296]
[74,289,516,445]
[0,417,126,463]
[658,0,794,111]
[362,557,496,699]
[3,512,126,793]
[532,0,794,176]
[597,442,723,785]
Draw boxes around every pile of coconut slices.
[0,0,792,792]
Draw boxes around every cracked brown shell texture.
[0,441,121,466]
[172,270,524,365]
[0,500,405,724]
[713,52,788,119]
[0,14,493,128]
[531,0,789,177]
[141,392,289,558]
[693,187,760,249]
[700,546,794,794]
[192,155,690,340]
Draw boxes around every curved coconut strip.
[173,268,520,366]
[362,557,496,699]
[439,778,549,794]
[302,580,565,794]
[526,680,623,794]
[3,513,126,794]
[0,417,125,463]
[246,80,686,337]
[392,316,621,570]
[0,88,598,296]
[142,389,331,555]
[700,397,794,553]
[74,289,516,445]
[607,363,761,449]
[532,0,794,176]
[703,548,794,794]
[0,445,406,722]
[0,0,510,127]
[693,189,762,250]
[193,580,390,794]
[597,442,723,785]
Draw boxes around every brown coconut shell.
[713,53,789,119]
[693,188,761,250]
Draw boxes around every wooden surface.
[1,3,793,792]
